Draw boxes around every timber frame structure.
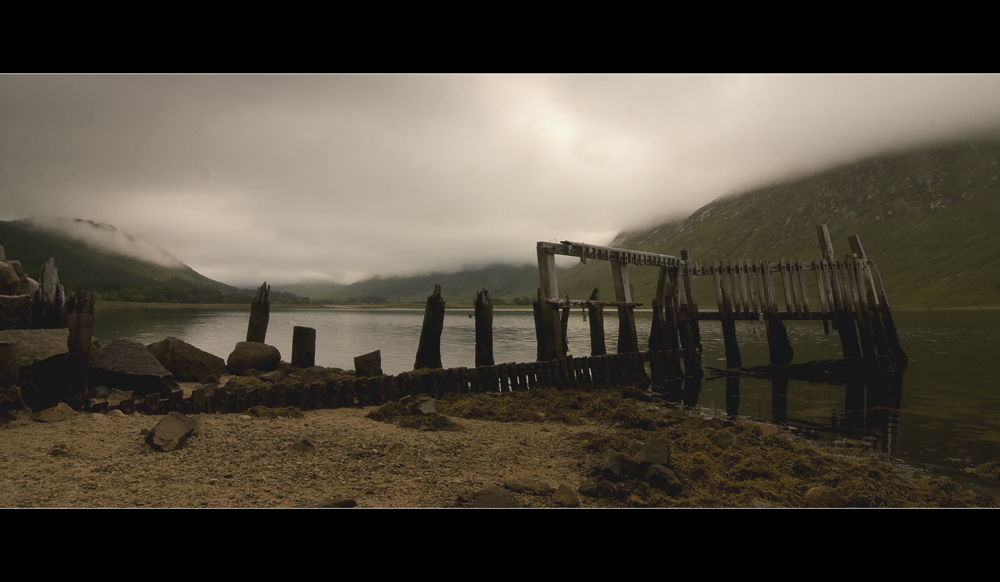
[534,224,906,378]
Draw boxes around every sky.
[3,74,1000,287]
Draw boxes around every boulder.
[90,339,179,397]
[0,295,33,330]
[226,342,280,375]
[145,411,196,452]
[32,402,78,423]
[553,484,581,507]
[146,337,227,383]
[0,329,69,411]
[0,262,18,295]
[470,486,520,508]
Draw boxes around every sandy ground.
[0,405,607,508]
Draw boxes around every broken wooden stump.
[246,282,270,343]
[354,349,383,377]
[65,291,96,411]
[32,258,65,329]
[474,287,494,367]
[414,284,445,370]
[291,326,316,368]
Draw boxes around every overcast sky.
[3,74,1000,287]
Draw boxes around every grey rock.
[145,411,196,452]
[471,486,520,508]
[288,437,317,454]
[258,370,285,383]
[414,398,438,416]
[146,337,227,383]
[578,479,600,498]
[0,329,69,411]
[0,295,33,331]
[0,341,20,386]
[226,342,280,375]
[553,484,580,507]
[635,442,672,469]
[0,262,18,295]
[601,449,623,483]
[32,402,78,423]
[504,479,555,496]
[644,464,683,495]
[90,339,179,397]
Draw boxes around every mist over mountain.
[555,139,1000,309]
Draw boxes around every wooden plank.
[797,259,811,318]
[779,259,794,317]
[738,259,751,317]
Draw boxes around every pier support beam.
[534,243,563,361]
[587,288,606,356]
[611,259,638,354]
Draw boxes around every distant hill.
[277,264,542,305]
[0,219,307,304]
[555,139,1000,309]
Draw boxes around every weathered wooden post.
[475,288,494,367]
[655,264,685,376]
[847,235,907,366]
[611,259,638,354]
[414,284,445,370]
[32,258,65,329]
[291,326,316,368]
[534,243,563,361]
[679,250,703,377]
[817,225,861,363]
[246,282,270,343]
[715,260,742,368]
[65,291,96,411]
[587,288,606,356]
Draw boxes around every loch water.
[94,306,1000,488]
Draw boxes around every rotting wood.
[587,288,606,356]
[291,326,316,368]
[414,284,445,370]
[474,288,494,367]
[65,291,95,411]
[246,282,270,343]
[611,259,638,354]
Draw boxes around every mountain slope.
[556,139,1000,309]
[0,218,237,301]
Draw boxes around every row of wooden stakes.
[86,350,686,415]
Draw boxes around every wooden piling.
[587,288,607,356]
[817,225,862,362]
[65,291,95,411]
[414,284,445,370]
[291,326,316,368]
[474,288,494,367]
[655,265,684,377]
[533,288,563,362]
[246,282,270,343]
[848,235,907,365]
[717,261,741,368]
[611,259,638,354]
[32,258,65,329]
[679,250,703,377]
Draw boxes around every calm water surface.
[94,306,1000,487]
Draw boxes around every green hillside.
[556,140,1000,310]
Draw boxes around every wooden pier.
[534,224,906,376]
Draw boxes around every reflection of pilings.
[770,376,788,425]
[681,375,701,408]
[725,375,740,417]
